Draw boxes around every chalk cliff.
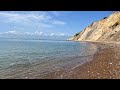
[68,11,120,41]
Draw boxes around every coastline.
[69,41,120,79]
[67,41,120,79]
[1,41,120,79]
[39,41,120,79]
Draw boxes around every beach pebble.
[103,70,106,71]
[25,77,28,79]
[118,61,120,66]
[56,69,59,71]
[97,73,100,75]
[91,72,94,74]
[109,63,112,65]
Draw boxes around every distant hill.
[68,11,120,41]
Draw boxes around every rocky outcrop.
[68,11,120,41]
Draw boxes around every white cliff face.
[68,11,120,41]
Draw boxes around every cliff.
[68,11,120,41]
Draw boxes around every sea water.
[0,38,97,78]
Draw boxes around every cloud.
[49,11,60,16]
[51,20,66,25]
[48,32,66,36]
[59,33,65,36]
[49,11,69,17]
[49,33,55,36]
[3,30,25,35]
[23,32,34,35]
[1,30,67,36]
[0,12,51,22]
[0,11,66,28]
[4,30,20,34]
[34,31,43,35]
[5,30,17,34]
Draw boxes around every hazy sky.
[0,11,112,37]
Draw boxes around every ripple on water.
[0,40,98,79]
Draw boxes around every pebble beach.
[39,41,120,79]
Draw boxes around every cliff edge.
[68,11,120,41]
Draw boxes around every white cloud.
[0,11,66,28]
[49,11,68,17]
[59,33,65,36]
[34,31,43,35]
[49,33,55,36]
[0,12,51,22]
[0,30,66,36]
[50,11,60,16]
[5,30,19,34]
[49,32,66,36]
[24,32,34,35]
[51,20,66,25]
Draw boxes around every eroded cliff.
[68,11,120,41]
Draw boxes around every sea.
[0,38,98,79]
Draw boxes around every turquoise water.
[0,38,97,78]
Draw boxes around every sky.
[0,11,113,38]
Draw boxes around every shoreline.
[1,41,120,79]
[66,41,120,79]
[39,41,120,79]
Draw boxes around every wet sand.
[40,41,120,79]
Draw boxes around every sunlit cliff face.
[69,11,120,41]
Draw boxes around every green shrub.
[74,32,80,37]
